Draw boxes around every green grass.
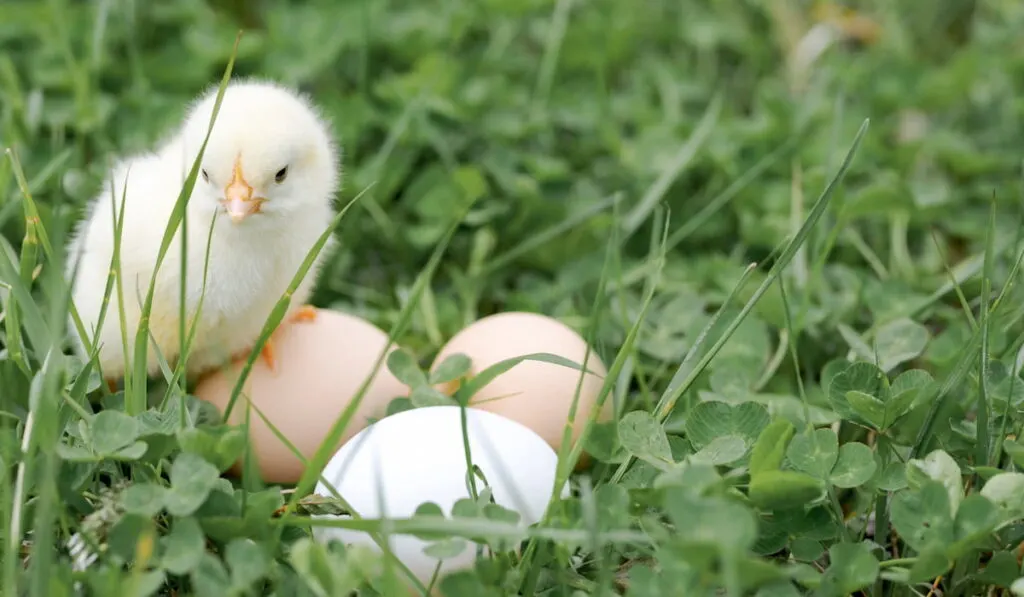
[4,0,1024,595]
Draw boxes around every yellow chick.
[67,79,340,387]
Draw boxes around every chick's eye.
[274,167,288,183]
[201,169,209,182]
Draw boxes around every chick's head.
[180,80,339,227]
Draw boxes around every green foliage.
[749,418,795,476]
[816,542,880,597]
[4,0,1024,595]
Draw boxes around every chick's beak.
[222,159,263,223]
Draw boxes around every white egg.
[312,405,568,582]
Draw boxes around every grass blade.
[520,204,669,595]
[659,119,868,422]
[910,327,984,459]
[286,205,469,506]
[480,192,621,276]
[604,118,868,485]
[277,199,476,593]
[622,92,723,236]
[664,136,797,252]
[221,187,368,419]
[127,32,242,414]
[977,198,995,467]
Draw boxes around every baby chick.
[67,79,340,386]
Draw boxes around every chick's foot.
[289,305,318,323]
[228,341,279,373]
[260,340,277,372]
[238,306,316,373]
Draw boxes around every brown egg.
[430,312,610,463]
[194,308,409,484]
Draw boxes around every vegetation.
[2,0,1023,595]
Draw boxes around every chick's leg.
[260,340,277,372]
[250,306,317,373]
[229,340,278,372]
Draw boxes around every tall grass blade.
[977,198,995,467]
[604,118,868,485]
[282,201,475,594]
[521,205,669,595]
[286,203,470,505]
[221,188,367,419]
[481,192,621,276]
[622,93,723,236]
[664,137,796,252]
[655,120,868,422]
[127,32,242,414]
[5,148,92,350]
[910,328,984,458]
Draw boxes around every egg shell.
[193,308,408,484]
[430,312,610,455]
[313,405,567,584]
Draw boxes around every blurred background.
[0,0,1019,381]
